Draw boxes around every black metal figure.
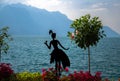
[44,30,70,76]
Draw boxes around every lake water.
[1,37,120,79]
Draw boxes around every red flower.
[41,72,47,79]
[95,71,101,77]
[0,63,14,80]
[65,67,69,72]
[68,70,102,81]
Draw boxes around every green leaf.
[0,27,12,61]
[68,14,106,49]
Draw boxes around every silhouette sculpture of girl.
[44,30,70,76]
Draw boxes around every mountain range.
[0,3,120,37]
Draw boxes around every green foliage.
[9,71,43,81]
[0,27,11,53]
[68,14,106,72]
[69,14,105,49]
[0,27,12,62]
[42,71,59,81]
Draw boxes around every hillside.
[103,26,120,37]
[0,4,119,37]
[0,4,72,36]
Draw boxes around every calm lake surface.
[1,37,120,79]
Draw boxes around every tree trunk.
[88,46,91,73]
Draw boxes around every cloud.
[25,0,64,11]
[24,0,74,21]
[26,0,61,8]
[0,0,120,34]
[113,3,120,7]
[0,0,26,4]
[91,3,108,8]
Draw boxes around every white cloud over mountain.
[0,0,120,34]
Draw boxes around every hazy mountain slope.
[0,4,119,37]
[0,4,72,36]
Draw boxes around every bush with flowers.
[41,68,59,81]
[64,71,102,81]
[41,67,102,81]
[0,63,14,81]
[0,63,120,81]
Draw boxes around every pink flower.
[65,67,69,72]
[71,33,74,39]
[42,68,46,73]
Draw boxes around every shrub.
[41,68,59,81]
[15,71,42,81]
[0,63,14,81]
[41,66,70,81]
[60,71,102,81]
[1,64,118,81]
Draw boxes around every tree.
[0,27,12,62]
[68,14,105,73]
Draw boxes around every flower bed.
[0,63,120,81]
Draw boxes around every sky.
[0,0,120,34]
